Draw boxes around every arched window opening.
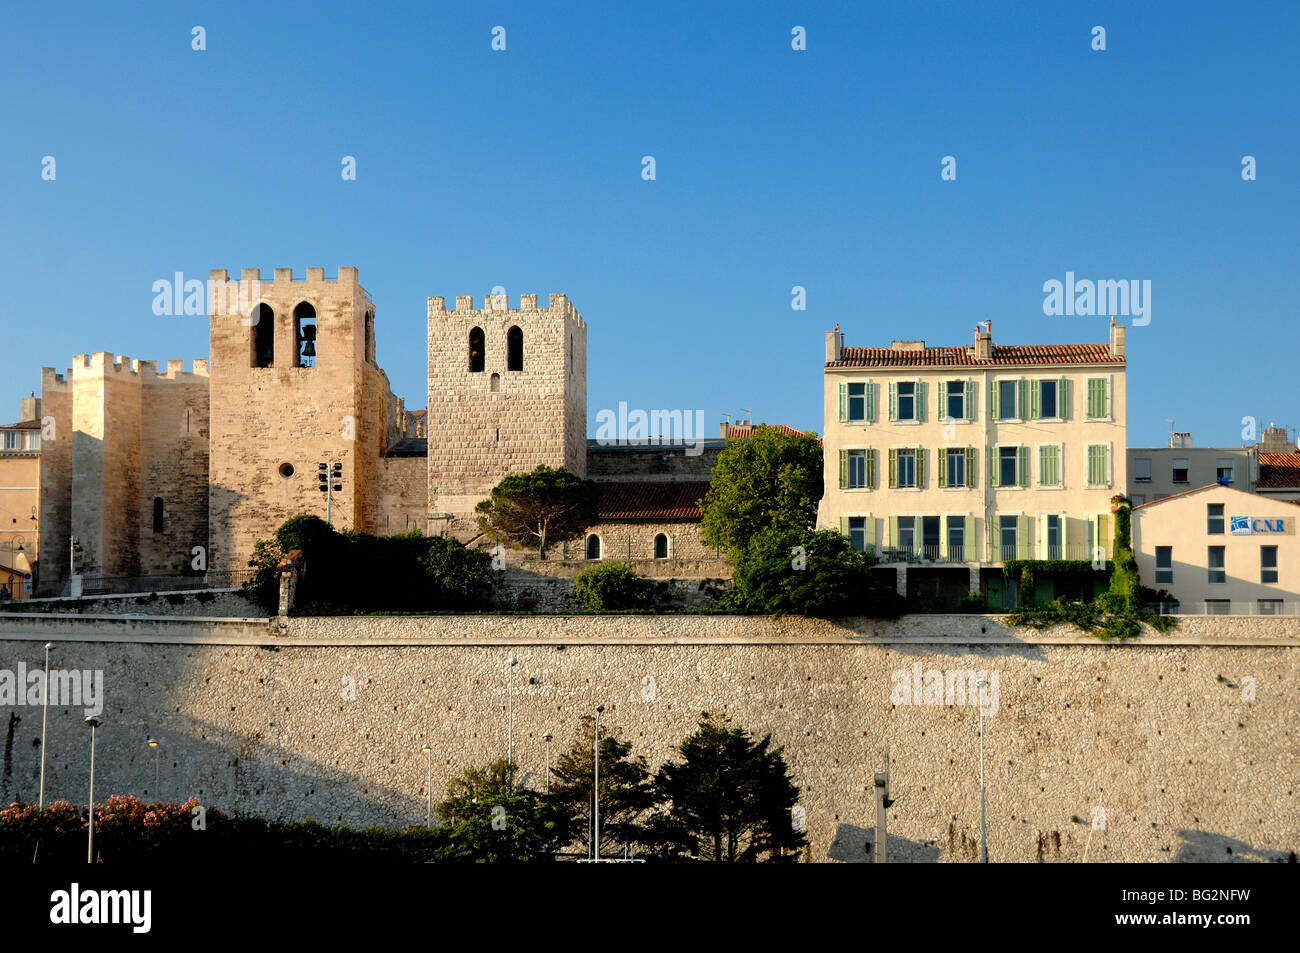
[507,326,523,371]
[469,327,485,372]
[654,533,668,559]
[585,534,601,560]
[251,304,275,367]
[152,497,164,533]
[293,302,317,368]
[490,372,500,392]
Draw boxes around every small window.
[490,373,500,393]
[293,302,316,367]
[896,516,916,553]
[152,497,164,533]
[1134,458,1152,482]
[847,383,866,422]
[585,534,601,560]
[469,327,485,372]
[1,432,18,451]
[278,462,295,479]
[1155,546,1173,584]
[654,534,668,559]
[896,382,916,421]
[1216,459,1234,484]
[847,450,867,488]
[896,449,916,488]
[1258,599,1283,615]
[507,326,523,372]
[251,304,275,367]
[1261,546,1278,584]
[1207,503,1224,535]
[998,380,1018,420]
[999,446,1018,488]
[1131,494,1145,505]
[946,448,966,488]
[1045,515,1061,559]
[1207,546,1225,584]
[947,520,965,561]
[1205,599,1232,615]
[946,381,965,421]
[25,432,40,450]
[848,517,866,552]
[1171,458,1190,484]
[999,515,1018,560]
[1039,379,1057,419]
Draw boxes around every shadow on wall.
[1174,828,1298,863]
[827,822,943,863]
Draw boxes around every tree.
[475,465,597,559]
[645,713,806,862]
[723,527,904,618]
[548,715,656,858]
[699,426,823,558]
[433,760,566,862]
[572,561,654,611]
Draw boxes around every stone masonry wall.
[0,614,1295,863]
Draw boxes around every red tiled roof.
[0,419,40,430]
[827,343,1124,369]
[1259,452,1300,489]
[595,481,710,521]
[723,423,821,444]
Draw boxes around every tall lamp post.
[421,743,433,828]
[542,731,553,794]
[977,676,988,863]
[317,462,342,526]
[39,642,52,809]
[506,656,518,781]
[147,737,160,800]
[594,704,605,862]
[85,716,102,863]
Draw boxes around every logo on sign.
[1230,516,1293,535]
[1230,516,1251,534]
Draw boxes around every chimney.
[1260,425,1292,454]
[1109,317,1126,358]
[973,321,992,360]
[20,394,40,422]
[825,324,843,363]
[1168,432,1193,449]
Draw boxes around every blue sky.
[1,0,1296,448]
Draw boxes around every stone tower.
[426,293,587,539]
[207,267,395,573]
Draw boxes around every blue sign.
[1230,516,1294,535]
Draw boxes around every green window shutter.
[1058,378,1070,419]
[864,517,876,548]
[1017,515,1033,560]
[888,448,898,489]
[1086,378,1102,418]
[966,515,975,560]
[1060,514,1069,556]
[866,382,877,422]
[838,382,847,422]
[888,516,898,547]
[888,382,898,422]
[1101,444,1110,486]
[990,515,1000,562]
[989,448,997,488]
[866,449,877,489]
[1098,514,1110,559]
[1018,379,1030,420]
[839,449,848,489]
[938,380,947,417]
[1018,445,1030,487]
[1028,380,1040,420]
[916,381,926,422]
[965,380,976,420]
[840,516,849,536]
[988,379,998,419]
[1087,446,1098,485]
[966,447,977,489]
[937,447,947,488]
[917,448,927,489]
[1039,445,1049,486]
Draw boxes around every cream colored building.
[819,320,1127,605]
[0,396,41,598]
[1132,484,1299,614]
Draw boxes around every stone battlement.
[209,266,363,286]
[42,354,210,381]
[426,293,585,325]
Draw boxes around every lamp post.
[542,731,553,794]
[594,704,605,862]
[506,656,518,781]
[85,716,102,863]
[39,642,51,809]
[317,462,342,527]
[977,677,988,863]
[421,744,433,828]
[147,737,160,800]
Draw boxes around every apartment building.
[1126,433,1255,505]
[0,395,41,599]
[819,319,1127,605]
[1132,484,1299,614]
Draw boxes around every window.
[585,534,601,560]
[251,304,274,367]
[847,383,867,422]
[1038,379,1058,419]
[848,517,867,552]
[1134,458,1152,482]
[654,534,668,559]
[896,516,916,553]
[293,302,316,367]
[1261,546,1278,584]
[947,520,965,561]
[945,448,966,488]
[507,326,523,371]
[1155,546,1173,584]
[921,516,941,558]
[1258,599,1283,615]
[847,450,867,488]
[278,462,294,478]
[1086,378,1108,418]
[896,449,916,488]
[469,327,485,372]
[1086,445,1110,487]
[997,380,1018,420]
[152,497,164,533]
[1207,546,1225,584]
[1,432,18,450]
[1171,459,1189,484]
[896,382,916,421]
[946,381,965,421]
[1207,504,1224,535]
[490,372,500,392]
[999,447,1018,488]
[1131,494,1145,505]
[1216,459,1234,484]
[1045,515,1061,559]
[999,516,1018,560]
[1039,445,1061,487]
[25,432,39,450]
[1205,600,1232,615]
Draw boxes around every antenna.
[741,407,753,424]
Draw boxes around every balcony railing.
[873,541,1107,565]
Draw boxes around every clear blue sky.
[2,1,1296,448]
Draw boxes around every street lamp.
[542,731,553,794]
[317,462,343,526]
[421,744,433,828]
[85,716,102,864]
[39,642,51,809]
[506,656,518,781]
[976,677,988,864]
[594,704,605,862]
[147,737,160,800]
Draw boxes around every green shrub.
[573,561,654,611]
